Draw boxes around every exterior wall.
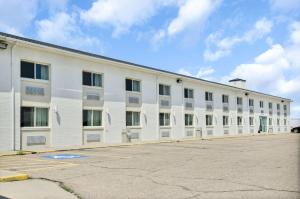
[0,41,292,151]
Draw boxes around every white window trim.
[160,112,171,127]
[83,109,103,127]
[206,115,213,127]
[126,111,141,127]
[21,106,49,129]
[185,114,194,127]
[159,84,171,97]
[184,88,194,99]
[82,71,104,88]
[21,59,51,81]
[126,78,141,93]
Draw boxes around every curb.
[0,173,28,182]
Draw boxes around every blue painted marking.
[43,154,86,159]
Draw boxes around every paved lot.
[0,134,299,199]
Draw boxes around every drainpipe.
[10,42,16,151]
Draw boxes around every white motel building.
[0,32,291,151]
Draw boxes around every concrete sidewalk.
[0,179,77,199]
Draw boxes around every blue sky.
[0,0,300,117]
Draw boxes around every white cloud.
[269,0,300,12]
[80,0,179,36]
[204,18,273,61]
[37,12,103,53]
[222,21,300,117]
[178,66,215,80]
[167,0,222,36]
[0,0,38,35]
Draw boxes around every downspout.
[10,42,16,151]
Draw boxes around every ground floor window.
[223,116,229,126]
[126,111,140,126]
[249,117,254,126]
[83,110,102,126]
[284,119,287,126]
[206,115,213,126]
[185,114,193,126]
[269,118,272,125]
[277,119,280,125]
[237,116,243,126]
[159,113,170,126]
[21,107,49,127]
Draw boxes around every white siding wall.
[0,42,292,151]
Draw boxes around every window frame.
[223,115,229,126]
[249,117,254,126]
[126,111,141,127]
[237,116,243,126]
[206,114,213,126]
[237,97,243,105]
[269,118,273,126]
[21,60,50,81]
[82,71,103,88]
[21,106,49,128]
[184,114,194,127]
[249,99,254,107]
[126,78,141,93]
[159,84,171,96]
[222,95,229,104]
[82,109,103,127]
[268,102,273,109]
[259,101,264,108]
[205,92,213,102]
[159,112,171,127]
[184,88,194,99]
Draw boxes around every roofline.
[229,78,246,82]
[0,31,292,102]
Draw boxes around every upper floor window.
[126,111,140,126]
[21,107,48,127]
[269,118,272,125]
[237,116,243,126]
[222,95,229,103]
[83,110,102,127]
[83,71,103,87]
[277,119,280,125]
[277,104,280,110]
[21,61,49,80]
[237,97,243,105]
[126,78,140,92]
[185,114,193,126]
[283,105,287,111]
[284,119,287,125]
[205,92,213,101]
[160,113,170,126]
[184,88,194,99]
[249,99,254,107]
[159,84,170,96]
[259,101,264,108]
[268,102,273,109]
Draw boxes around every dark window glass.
[83,110,92,126]
[21,107,34,127]
[126,111,132,126]
[184,89,188,98]
[21,61,34,79]
[36,64,49,80]
[126,79,132,91]
[159,84,164,95]
[159,113,164,126]
[83,72,92,86]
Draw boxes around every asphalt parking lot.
[0,133,299,199]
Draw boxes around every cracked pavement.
[1,133,299,198]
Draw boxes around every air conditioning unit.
[223,106,229,112]
[206,104,213,111]
[237,107,243,113]
[87,94,100,100]
[128,96,139,104]
[160,99,170,107]
[161,131,170,138]
[185,102,193,109]
[186,130,194,137]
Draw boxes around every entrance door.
[259,116,267,132]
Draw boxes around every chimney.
[229,78,246,89]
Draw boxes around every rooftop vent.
[229,78,246,89]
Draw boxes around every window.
[283,105,287,111]
[237,116,243,126]
[284,119,287,126]
[269,102,273,109]
[159,113,170,126]
[249,117,254,126]
[277,119,280,125]
[21,61,49,80]
[277,104,280,110]
[185,114,193,126]
[159,84,170,96]
[126,79,140,92]
[205,92,213,101]
[82,72,102,87]
[21,107,48,127]
[249,99,254,107]
[222,95,229,103]
[237,97,243,105]
[206,115,213,126]
[126,111,140,126]
[223,116,229,126]
[259,101,264,108]
[269,118,272,125]
[83,110,102,127]
[184,88,193,99]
